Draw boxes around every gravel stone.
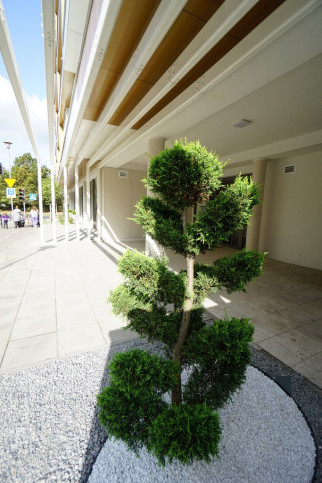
[0,338,320,482]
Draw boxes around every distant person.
[0,212,2,228]
[30,206,39,228]
[13,206,22,229]
[19,212,25,227]
[1,212,9,229]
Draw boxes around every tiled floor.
[0,224,321,390]
[168,247,322,389]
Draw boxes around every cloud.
[0,75,50,168]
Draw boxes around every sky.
[0,0,50,170]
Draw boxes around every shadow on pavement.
[79,330,140,482]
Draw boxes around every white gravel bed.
[89,365,315,483]
[0,339,316,483]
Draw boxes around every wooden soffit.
[131,0,287,130]
[108,0,225,126]
[83,0,161,122]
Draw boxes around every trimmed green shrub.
[148,403,221,466]
[98,349,178,453]
[182,318,254,409]
[97,140,265,466]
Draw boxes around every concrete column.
[51,162,56,243]
[63,165,68,242]
[145,138,165,257]
[75,164,80,242]
[246,159,267,251]
[97,168,102,239]
[37,160,44,243]
[86,164,91,240]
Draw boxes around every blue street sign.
[30,193,37,201]
[6,187,16,198]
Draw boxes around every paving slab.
[0,222,321,391]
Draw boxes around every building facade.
[42,0,322,269]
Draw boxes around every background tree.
[42,177,64,210]
[98,140,265,466]
[0,152,61,210]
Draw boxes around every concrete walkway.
[0,222,321,390]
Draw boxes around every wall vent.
[118,170,128,179]
[284,165,295,174]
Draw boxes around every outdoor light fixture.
[233,119,252,128]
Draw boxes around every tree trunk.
[172,207,195,405]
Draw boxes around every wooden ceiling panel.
[83,105,102,122]
[101,0,160,73]
[108,80,152,126]
[183,0,225,23]
[131,34,239,130]
[106,1,224,126]
[86,69,119,113]
[84,0,160,123]
[139,10,205,85]
[176,35,239,93]
[229,0,286,41]
[131,0,287,130]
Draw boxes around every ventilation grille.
[284,165,295,174]
[118,170,128,179]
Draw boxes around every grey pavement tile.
[250,297,299,313]
[10,315,56,340]
[0,326,11,361]
[0,333,57,372]
[23,287,56,298]
[294,319,322,345]
[56,309,98,331]
[16,300,56,319]
[283,287,322,304]
[100,325,140,345]
[276,328,322,356]
[55,292,89,310]
[0,278,30,289]
[55,283,85,295]
[252,323,276,343]
[258,337,309,367]
[281,300,322,323]
[292,354,322,388]
[26,280,56,291]
[268,279,314,293]
[0,307,19,325]
[57,323,106,356]
[252,312,303,334]
[97,313,128,331]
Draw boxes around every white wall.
[259,151,322,269]
[102,167,146,241]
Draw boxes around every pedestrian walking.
[1,212,9,228]
[13,206,22,229]
[30,206,39,228]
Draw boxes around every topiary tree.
[98,140,265,465]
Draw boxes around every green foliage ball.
[145,140,224,210]
[148,403,221,466]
